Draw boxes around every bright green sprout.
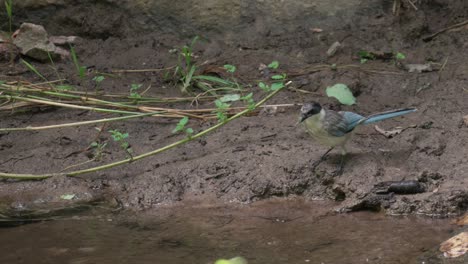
[268,60,279,69]
[224,64,236,73]
[172,116,193,137]
[109,129,132,158]
[130,83,142,99]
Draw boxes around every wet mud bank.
[0,0,467,218]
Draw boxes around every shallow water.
[0,200,453,264]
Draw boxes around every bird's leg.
[333,146,347,176]
[312,147,334,172]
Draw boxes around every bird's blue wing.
[322,110,363,137]
[340,111,365,131]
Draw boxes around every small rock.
[12,23,72,61]
[13,23,57,61]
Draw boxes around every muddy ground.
[0,0,467,216]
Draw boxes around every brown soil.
[0,0,467,216]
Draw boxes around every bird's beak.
[295,115,306,126]
[299,115,307,123]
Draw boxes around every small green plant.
[214,99,230,123]
[395,52,406,60]
[358,51,376,64]
[70,46,86,79]
[172,37,241,95]
[223,64,236,73]
[258,61,287,93]
[241,92,255,110]
[268,60,279,69]
[109,129,132,158]
[92,75,105,93]
[129,83,142,100]
[5,0,13,33]
[89,141,108,161]
[258,61,287,92]
[175,36,199,93]
[393,52,406,66]
[172,116,193,137]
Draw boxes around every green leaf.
[268,60,279,69]
[185,128,194,135]
[60,194,76,200]
[258,82,269,91]
[131,83,142,91]
[0,80,5,85]
[93,76,105,82]
[360,58,368,64]
[395,52,406,60]
[240,92,253,100]
[219,94,241,103]
[215,257,248,264]
[215,99,230,109]
[223,64,236,73]
[271,74,285,80]
[325,83,356,105]
[358,51,375,60]
[173,116,189,133]
[271,82,284,91]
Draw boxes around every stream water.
[0,200,453,264]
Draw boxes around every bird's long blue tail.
[362,108,417,125]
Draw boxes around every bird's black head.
[300,102,322,123]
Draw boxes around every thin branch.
[0,112,159,132]
[423,19,468,42]
[0,86,286,180]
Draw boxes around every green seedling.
[92,75,105,94]
[259,81,284,92]
[241,92,255,110]
[172,116,193,137]
[223,64,236,73]
[109,129,132,158]
[394,52,406,65]
[89,141,108,161]
[271,73,286,80]
[70,46,86,79]
[130,83,142,97]
[258,61,287,92]
[268,60,279,69]
[5,0,13,33]
[214,99,230,123]
[175,36,199,93]
[358,51,376,64]
[395,52,406,60]
[172,37,242,95]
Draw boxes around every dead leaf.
[311,28,323,33]
[326,41,341,57]
[455,214,468,226]
[374,125,403,138]
[440,232,468,258]
[463,115,468,127]
[404,63,434,73]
